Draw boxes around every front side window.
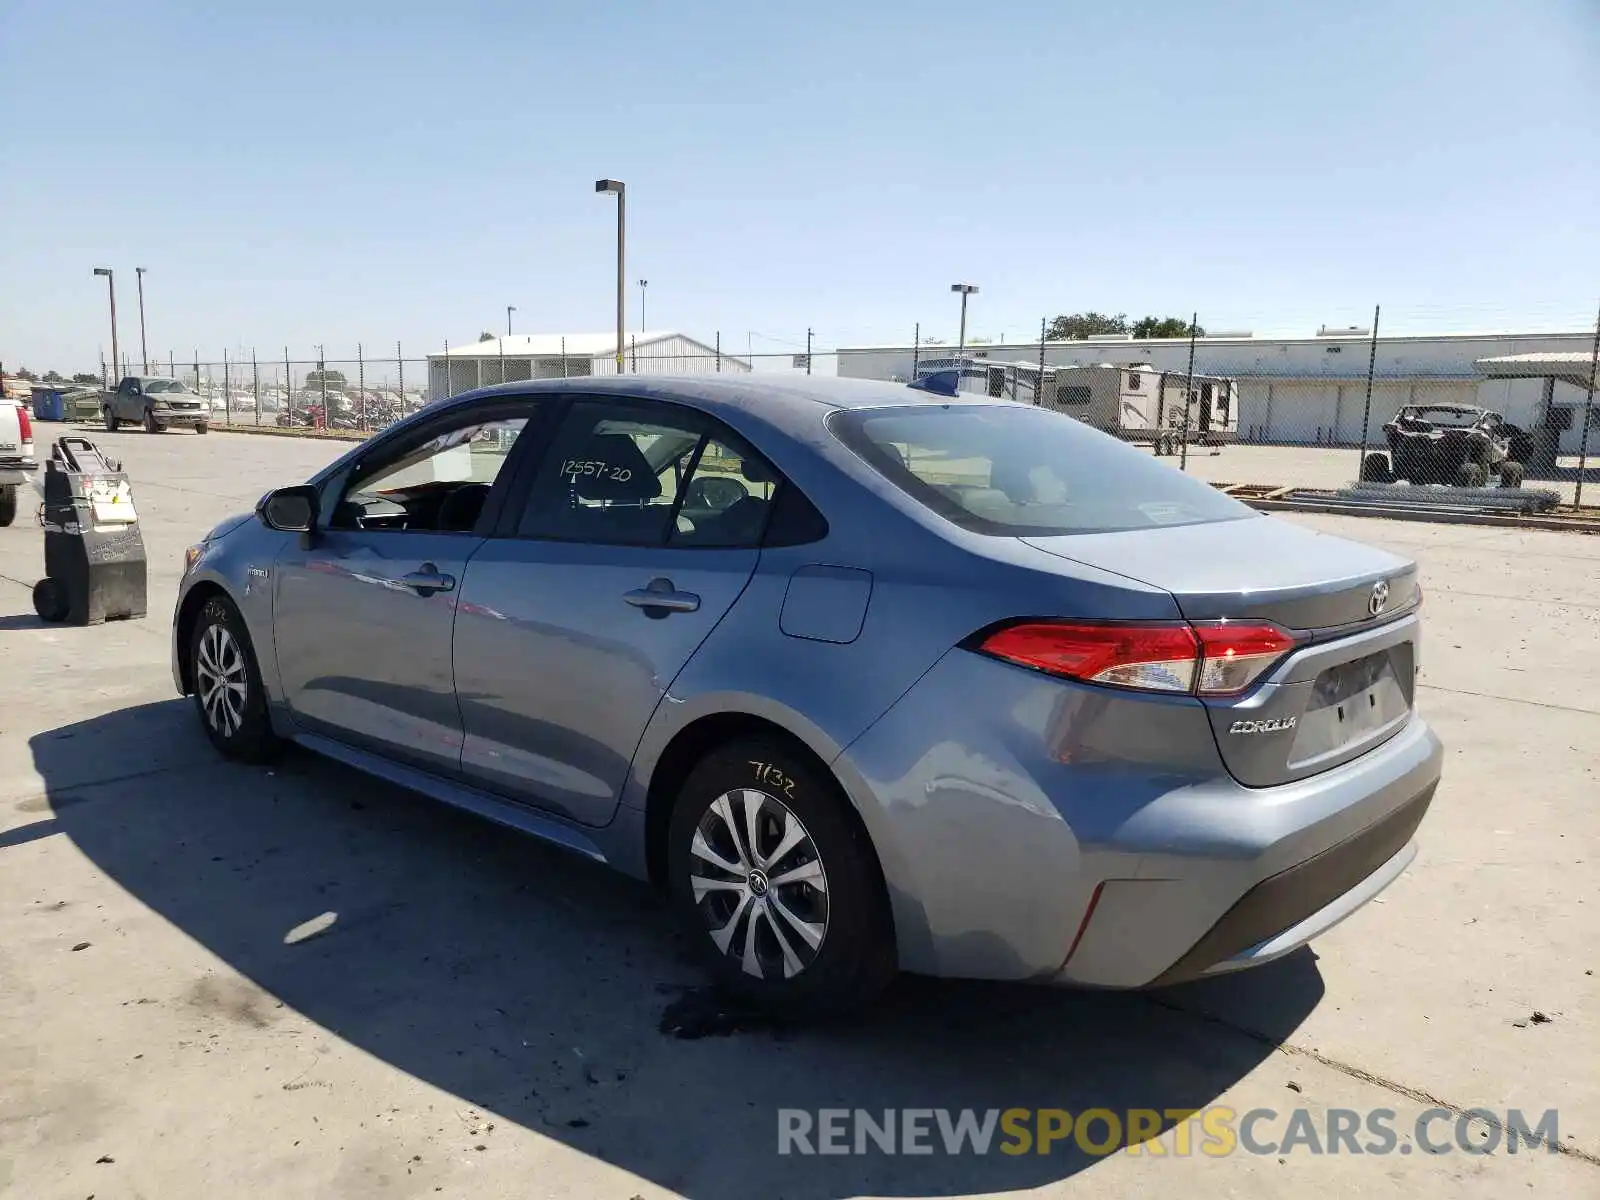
[518,400,777,548]
[830,403,1256,536]
[330,411,527,532]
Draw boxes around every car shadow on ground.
[30,699,1325,1198]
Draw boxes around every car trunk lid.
[1021,516,1420,787]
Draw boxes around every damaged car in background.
[1360,404,1533,488]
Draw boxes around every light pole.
[506,305,516,337]
[135,267,150,373]
[93,268,119,384]
[951,283,979,365]
[594,179,625,374]
[638,279,648,332]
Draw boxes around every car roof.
[427,374,1002,442]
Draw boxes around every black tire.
[1455,461,1487,488]
[189,594,281,763]
[195,423,209,435]
[1359,452,1393,484]
[32,577,68,622]
[666,737,896,1019]
[103,407,118,432]
[0,484,16,527]
[1499,460,1525,489]
[144,409,167,434]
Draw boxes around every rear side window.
[829,404,1255,536]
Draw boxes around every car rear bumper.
[0,456,36,486]
[835,648,1443,987]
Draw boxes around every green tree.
[42,369,64,383]
[15,367,38,381]
[1046,312,1128,340]
[1131,316,1206,339]
[478,331,496,342]
[71,372,100,385]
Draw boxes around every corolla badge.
[1229,717,1297,735]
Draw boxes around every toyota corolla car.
[173,375,1441,1015]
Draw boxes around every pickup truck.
[0,399,36,526]
[102,375,209,434]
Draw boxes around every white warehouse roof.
[441,332,681,357]
[1475,351,1599,389]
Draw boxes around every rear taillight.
[16,404,32,447]
[974,620,1297,697]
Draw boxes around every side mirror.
[258,485,319,533]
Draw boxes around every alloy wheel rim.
[689,787,830,981]
[196,623,248,737]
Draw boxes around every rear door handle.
[399,564,456,595]
[623,578,700,614]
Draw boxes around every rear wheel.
[1359,452,1393,483]
[190,595,280,762]
[1499,460,1525,488]
[33,578,68,622]
[103,407,118,432]
[1455,461,1487,488]
[0,485,16,527]
[666,737,895,1019]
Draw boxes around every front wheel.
[143,409,167,434]
[190,595,280,762]
[195,423,209,435]
[1499,460,1525,488]
[1455,461,1488,488]
[666,738,895,1019]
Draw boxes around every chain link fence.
[65,311,1599,505]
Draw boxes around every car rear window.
[829,403,1256,536]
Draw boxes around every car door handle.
[399,564,456,594]
[623,579,700,614]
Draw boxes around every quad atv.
[1361,404,1531,488]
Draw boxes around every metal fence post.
[252,350,260,425]
[1356,304,1382,477]
[284,347,291,423]
[630,333,637,374]
[223,348,231,425]
[912,322,921,379]
[358,343,366,429]
[561,336,567,379]
[1576,300,1600,510]
[806,328,813,375]
[1179,314,1198,471]
[1036,317,1047,406]
[193,349,199,396]
[168,350,175,379]
[715,331,722,373]
[444,339,452,397]
[397,341,404,413]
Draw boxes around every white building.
[428,331,749,400]
[838,329,1599,453]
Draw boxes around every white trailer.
[1044,363,1239,453]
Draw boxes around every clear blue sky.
[3,0,1597,374]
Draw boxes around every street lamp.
[92,268,119,385]
[594,179,625,374]
[506,305,516,337]
[950,283,979,364]
[135,267,150,373]
[638,279,648,333]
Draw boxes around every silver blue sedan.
[173,375,1442,1015]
